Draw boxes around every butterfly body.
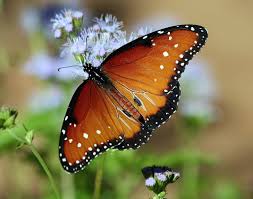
[59,24,208,173]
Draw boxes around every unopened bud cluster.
[142,166,180,197]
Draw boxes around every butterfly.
[59,24,208,173]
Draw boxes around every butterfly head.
[82,63,109,85]
[82,63,93,74]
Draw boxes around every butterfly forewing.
[102,25,208,149]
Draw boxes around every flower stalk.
[93,154,106,199]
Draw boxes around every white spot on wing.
[174,44,179,48]
[163,51,169,57]
[83,133,88,139]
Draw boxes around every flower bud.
[0,107,18,130]
[25,130,34,144]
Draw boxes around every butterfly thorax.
[83,63,110,87]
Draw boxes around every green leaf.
[25,130,34,144]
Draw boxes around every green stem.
[8,128,61,199]
[29,144,61,199]
[8,129,24,143]
[153,191,167,199]
[93,155,106,199]
[61,171,75,199]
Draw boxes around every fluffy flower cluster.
[51,9,83,38]
[142,166,180,195]
[53,13,152,67]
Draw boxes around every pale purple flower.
[54,29,62,38]
[24,53,55,80]
[129,27,153,42]
[73,11,83,19]
[51,9,83,38]
[64,23,73,32]
[94,14,123,34]
[28,86,64,112]
[155,173,167,182]
[145,177,156,187]
[20,7,40,34]
[62,37,87,56]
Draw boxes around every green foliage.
[213,182,243,199]
[0,100,245,199]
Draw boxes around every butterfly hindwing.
[59,80,146,172]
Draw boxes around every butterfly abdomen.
[108,86,144,122]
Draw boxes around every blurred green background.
[0,0,252,199]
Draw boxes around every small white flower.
[28,86,64,112]
[173,172,180,182]
[54,29,62,38]
[52,9,83,35]
[164,171,180,183]
[129,27,153,41]
[145,177,156,187]
[52,13,68,30]
[94,14,123,34]
[73,11,83,19]
[155,173,167,182]
[91,59,102,68]
[64,23,73,32]
[136,27,153,36]
[62,37,86,56]
[20,8,40,34]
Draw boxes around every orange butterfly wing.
[59,80,147,172]
[102,25,208,149]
